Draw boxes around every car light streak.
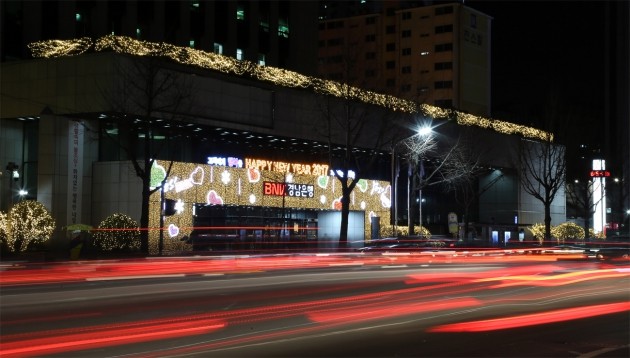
[478,269,630,288]
[427,302,630,332]
[307,297,481,323]
[0,316,226,357]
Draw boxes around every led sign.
[590,170,611,178]
[246,158,329,176]
[207,156,243,168]
[263,182,314,198]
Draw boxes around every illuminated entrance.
[147,159,391,255]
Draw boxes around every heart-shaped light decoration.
[168,224,180,237]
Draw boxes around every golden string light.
[28,35,553,141]
[147,160,391,255]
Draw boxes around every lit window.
[75,13,82,22]
[278,18,289,38]
[420,51,430,56]
[258,53,266,66]
[136,28,141,38]
[213,43,223,54]
[191,1,200,8]
[236,48,243,60]
[260,18,270,32]
[189,39,195,48]
[237,5,245,20]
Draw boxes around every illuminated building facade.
[318,1,491,117]
[146,159,391,253]
[1,37,564,253]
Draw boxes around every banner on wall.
[67,121,84,226]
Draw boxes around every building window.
[365,34,376,42]
[435,99,453,107]
[327,20,344,29]
[386,8,395,16]
[237,4,245,20]
[417,86,429,93]
[189,39,195,48]
[258,53,266,66]
[470,14,477,28]
[402,48,411,56]
[327,38,343,46]
[421,33,430,38]
[328,55,342,64]
[75,13,82,21]
[402,12,411,20]
[365,69,376,77]
[420,69,429,74]
[434,81,453,89]
[435,43,453,52]
[386,25,395,34]
[366,16,376,25]
[278,18,290,38]
[386,61,395,69]
[402,30,411,38]
[435,24,453,34]
[236,48,244,60]
[435,6,453,15]
[136,28,142,38]
[401,84,411,92]
[401,66,411,74]
[435,61,453,70]
[214,42,223,54]
[365,52,376,60]
[386,78,396,87]
[260,18,270,32]
[386,42,395,51]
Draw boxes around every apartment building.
[318,1,492,117]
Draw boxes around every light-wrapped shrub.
[1,201,55,252]
[93,213,141,252]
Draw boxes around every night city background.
[1,1,629,357]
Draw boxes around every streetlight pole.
[390,126,433,237]
[416,126,432,236]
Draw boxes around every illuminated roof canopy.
[28,35,553,142]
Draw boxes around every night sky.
[465,0,607,150]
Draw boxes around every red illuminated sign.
[263,182,286,196]
[590,170,611,178]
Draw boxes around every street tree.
[519,134,566,243]
[565,179,601,238]
[403,130,482,235]
[317,33,406,248]
[100,55,193,253]
[517,89,569,244]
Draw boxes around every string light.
[29,35,553,142]
[1,201,56,252]
[93,213,141,252]
[148,160,392,255]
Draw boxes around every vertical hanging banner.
[67,121,84,226]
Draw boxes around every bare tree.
[519,134,566,242]
[404,132,482,235]
[320,93,399,248]
[447,132,496,240]
[566,179,603,237]
[100,55,192,253]
[317,31,405,248]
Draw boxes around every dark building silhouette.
[1,0,319,76]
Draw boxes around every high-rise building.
[1,0,319,76]
[318,1,492,117]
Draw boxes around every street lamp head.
[418,126,432,137]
